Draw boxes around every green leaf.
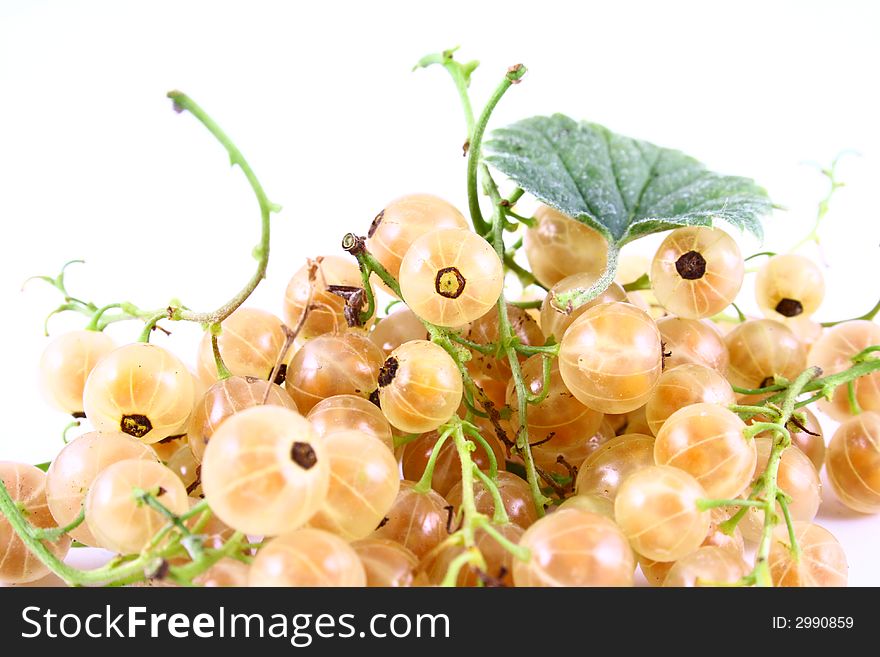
[484,114,771,245]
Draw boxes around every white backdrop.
[1,0,879,584]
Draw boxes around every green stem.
[450,424,479,546]
[526,354,553,406]
[729,404,781,419]
[778,495,801,561]
[509,299,542,310]
[0,480,160,586]
[720,505,749,536]
[30,507,85,542]
[393,433,422,450]
[167,532,245,585]
[514,343,560,357]
[440,548,482,587]
[413,428,454,494]
[506,188,525,205]
[697,498,766,511]
[137,312,167,343]
[448,332,497,355]
[165,91,279,327]
[822,297,880,327]
[790,152,852,254]
[750,367,820,587]
[504,253,547,290]
[357,259,377,324]
[622,273,651,292]
[85,303,123,331]
[730,303,747,323]
[730,357,880,405]
[847,380,862,415]
[502,207,536,227]
[134,489,193,538]
[473,467,509,525]
[483,169,549,513]
[462,423,499,479]
[466,64,527,236]
[473,516,530,562]
[550,244,620,312]
[852,345,880,363]
[210,327,232,380]
[34,93,279,339]
[745,251,777,262]
[62,420,81,444]
[731,383,787,396]
[413,48,477,146]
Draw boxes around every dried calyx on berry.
[675,250,707,280]
[327,284,368,327]
[378,357,399,387]
[290,441,318,470]
[774,297,804,317]
[121,414,153,438]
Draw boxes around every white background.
[1,1,879,584]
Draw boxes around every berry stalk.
[465,64,527,238]
[714,366,822,586]
[0,477,246,586]
[730,352,880,401]
[32,92,281,346]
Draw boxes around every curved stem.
[137,312,167,343]
[85,303,123,331]
[166,91,279,326]
[847,380,862,415]
[750,367,820,586]
[413,428,454,494]
[509,299,542,310]
[34,93,279,339]
[473,517,530,562]
[526,354,553,405]
[730,357,880,405]
[0,480,159,585]
[413,48,477,148]
[440,549,482,587]
[822,297,880,327]
[462,424,499,479]
[357,260,377,325]
[778,495,801,561]
[473,467,509,525]
[744,251,777,262]
[450,424,478,546]
[697,498,765,511]
[466,65,527,236]
[732,383,787,396]
[504,253,547,290]
[729,404,781,420]
[30,507,85,542]
[210,327,232,380]
[62,420,81,444]
[789,152,853,254]
[622,273,651,292]
[550,243,620,312]
[482,164,549,514]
